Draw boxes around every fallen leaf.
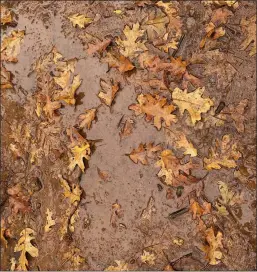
[44,208,56,232]
[202,227,223,265]
[204,134,241,170]
[190,199,211,220]
[14,228,39,271]
[173,237,184,246]
[141,196,156,221]
[68,14,93,28]
[87,38,111,55]
[172,87,214,125]
[10,257,16,271]
[116,22,147,58]
[129,143,162,165]
[163,264,174,271]
[1,219,8,248]
[98,79,120,107]
[59,175,82,205]
[175,134,197,157]
[105,260,129,271]
[129,93,177,130]
[63,247,85,269]
[240,15,256,56]
[97,167,111,182]
[202,0,239,8]
[1,5,14,25]
[1,64,13,89]
[1,30,25,62]
[156,149,197,186]
[78,108,97,129]
[69,209,79,232]
[43,95,61,119]
[119,118,134,139]
[110,202,123,227]
[141,250,156,265]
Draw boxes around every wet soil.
[1,1,256,271]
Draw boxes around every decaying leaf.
[78,108,97,129]
[98,79,120,107]
[105,260,129,271]
[44,208,56,232]
[156,149,197,186]
[69,209,79,232]
[116,22,147,58]
[1,219,8,248]
[1,30,25,62]
[129,143,162,165]
[173,237,184,246]
[1,5,15,25]
[14,228,39,271]
[1,64,13,89]
[204,134,241,170]
[202,227,223,265]
[63,247,85,269]
[175,134,197,157]
[87,38,111,55]
[97,167,111,182]
[59,175,82,205]
[240,15,256,56]
[141,250,156,265]
[129,93,177,130]
[141,196,156,222]
[43,95,61,119]
[190,199,211,220]
[68,14,93,28]
[202,0,239,8]
[119,118,134,139]
[101,51,134,73]
[110,201,123,227]
[172,87,214,125]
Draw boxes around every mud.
[1,1,256,271]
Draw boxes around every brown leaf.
[78,108,97,129]
[129,93,177,130]
[240,15,256,56]
[43,95,61,119]
[110,201,123,227]
[98,79,120,107]
[1,5,14,25]
[119,118,134,139]
[97,167,111,182]
[1,64,13,90]
[87,38,111,55]
[141,196,156,221]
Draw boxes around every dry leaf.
[129,143,162,165]
[69,209,79,232]
[175,134,197,157]
[141,196,156,221]
[10,257,16,271]
[1,30,25,62]
[110,202,123,227]
[59,175,82,205]
[44,208,56,232]
[129,93,177,130]
[172,87,214,125]
[119,118,134,139]
[156,149,197,186]
[68,14,93,28]
[87,39,111,55]
[63,247,85,269]
[1,5,14,25]
[78,108,97,129]
[240,15,256,56]
[202,0,239,8]
[98,79,120,107]
[204,134,241,170]
[97,167,111,182]
[43,95,61,119]
[14,228,39,271]
[173,237,184,246]
[105,260,129,271]
[101,52,134,73]
[1,64,13,89]
[202,227,223,265]
[141,250,156,265]
[116,22,147,58]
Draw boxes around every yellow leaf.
[240,15,256,56]
[63,247,85,269]
[113,10,123,15]
[68,14,93,28]
[172,87,214,125]
[78,108,97,129]
[1,64,13,89]
[44,208,56,233]
[204,135,241,170]
[116,22,147,58]
[1,30,25,62]
[202,0,239,8]
[105,260,129,271]
[98,79,120,107]
[1,5,14,25]
[59,175,82,205]
[69,209,79,232]
[175,134,197,157]
[14,228,39,271]
[173,237,184,246]
[141,250,156,265]
[10,257,16,271]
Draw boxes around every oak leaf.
[44,208,56,232]
[202,227,223,265]
[190,199,211,220]
[141,250,156,265]
[1,30,25,62]
[14,228,39,271]
[129,93,177,130]
[105,260,129,271]
[204,134,241,170]
[63,247,85,269]
[68,14,93,28]
[87,38,111,55]
[98,79,120,107]
[116,22,147,58]
[59,175,82,205]
[172,87,214,125]
[129,143,162,165]
[240,15,256,56]
[175,134,197,157]
[202,0,239,8]
[43,95,61,118]
[78,108,97,129]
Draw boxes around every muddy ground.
[0,1,256,271]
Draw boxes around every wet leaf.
[190,199,211,220]
[141,196,156,221]
[1,30,25,62]
[116,22,147,58]
[68,14,93,28]
[141,250,156,265]
[202,227,223,265]
[14,228,39,271]
[175,134,197,157]
[110,202,123,227]
[97,167,111,182]
[119,118,134,139]
[44,208,56,233]
[240,15,256,56]
[69,209,79,232]
[129,143,162,165]
[98,79,120,107]
[43,95,61,119]
[87,38,111,55]
[202,0,239,8]
[129,93,177,130]
[78,108,97,129]
[204,134,241,170]
[59,175,82,205]
[105,260,129,271]
[1,64,13,89]
[63,247,85,269]
[172,87,214,125]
